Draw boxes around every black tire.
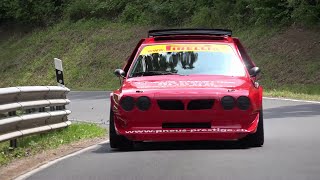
[241,110,264,147]
[109,109,133,150]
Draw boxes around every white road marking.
[263,97,320,104]
[70,91,109,93]
[15,140,109,180]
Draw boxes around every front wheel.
[109,109,133,150]
[241,110,264,147]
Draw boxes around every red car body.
[110,29,263,148]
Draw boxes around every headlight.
[221,96,235,110]
[120,96,135,111]
[136,96,151,111]
[237,96,250,110]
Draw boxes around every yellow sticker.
[140,44,232,55]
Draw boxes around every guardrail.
[0,86,71,147]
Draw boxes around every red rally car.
[110,29,264,149]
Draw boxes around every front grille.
[157,100,184,110]
[162,122,211,128]
[187,99,214,110]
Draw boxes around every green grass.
[264,84,320,101]
[0,122,106,166]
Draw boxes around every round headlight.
[136,96,151,111]
[120,96,135,111]
[221,96,235,110]
[237,96,250,110]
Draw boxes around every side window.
[131,56,144,73]
[123,39,145,72]
[236,41,254,70]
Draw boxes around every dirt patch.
[0,137,107,180]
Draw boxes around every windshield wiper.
[132,71,178,77]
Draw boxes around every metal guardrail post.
[0,60,71,147]
[0,86,71,145]
[10,139,17,149]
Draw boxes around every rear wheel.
[241,110,264,147]
[109,109,133,150]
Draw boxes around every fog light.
[120,96,135,111]
[221,96,235,110]
[237,96,250,110]
[136,96,151,111]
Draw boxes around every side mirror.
[249,67,261,77]
[114,69,126,78]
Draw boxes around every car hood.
[121,75,252,95]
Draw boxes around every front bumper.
[115,113,260,142]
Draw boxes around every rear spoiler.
[148,28,232,37]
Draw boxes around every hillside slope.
[0,20,319,98]
[0,21,150,89]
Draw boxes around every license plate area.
[162,122,211,128]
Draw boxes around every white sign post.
[54,58,64,87]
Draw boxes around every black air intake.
[187,99,214,110]
[157,100,184,110]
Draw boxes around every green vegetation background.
[1,0,320,99]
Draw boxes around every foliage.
[1,0,319,27]
[65,0,126,21]
[0,0,66,25]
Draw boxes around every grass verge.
[0,122,106,166]
[264,84,320,101]
[264,90,320,101]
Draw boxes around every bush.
[0,0,65,25]
[119,1,151,24]
[290,0,320,26]
[1,0,319,27]
[65,0,126,21]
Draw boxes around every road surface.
[67,91,110,124]
[26,92,320,180]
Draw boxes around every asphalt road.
[67,91,111,124]
[27,92,320,180]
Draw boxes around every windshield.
[129,44,246,77]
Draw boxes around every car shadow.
[264,103,320,119]
[92,140,258,154]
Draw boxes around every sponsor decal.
[140,44,232,55]
[124,128,248,134]
[132,80,236,89]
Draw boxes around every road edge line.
[263,97,320,104]
[15,140,109,180]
